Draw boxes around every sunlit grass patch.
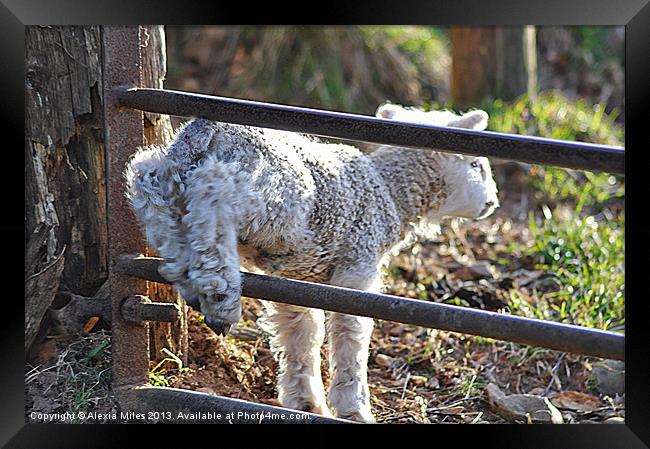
[485,90,625,211]
[529,168,624,213]
[486,90,623,145]
[516,205,624,331]
[148,347,190,387]
[67,336,112,417]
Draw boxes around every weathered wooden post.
[25,25,188,367]
[25,26,107,352]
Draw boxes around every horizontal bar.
[116,87,624,174]
[119,256,625,361]
[121,385,352,423]
[121,295,181,323]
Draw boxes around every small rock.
[485,383,563,423]
[375,353,395,368]
[530,275,562,293]
[410,375,428,386]
[592,360,625,396]
[486,383,506,401]
[470,262,495,279]
[551,391,600,412]
[604,416,625,424]
[196,387,216,395]
[401,332,417,345]
[528,387,546,396]
[451,262,494,281]
[426,377,440,389]
[508,269,545,287]
[389,325,405,336]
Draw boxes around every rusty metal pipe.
[123,385,353,423]
[116,87,624,174]
[119,256,625,361]
[121,295,181,323]
[101,26,150,389]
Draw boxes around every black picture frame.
[6,1,649,447]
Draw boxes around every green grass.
[485,91,623,145]
[148,348,189,387]
[485,91,625,332]
[485,90,625,212]
[361,26,449,64]
[67,337,112,417]
[519,203,624,331]
[529,169,624,213]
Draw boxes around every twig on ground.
[544,352,566,395]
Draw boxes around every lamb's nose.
[485,201,494,207]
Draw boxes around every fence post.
[101,26,150,399]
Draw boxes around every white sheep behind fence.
[124,103,499,422]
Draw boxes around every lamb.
[124,102,499,423]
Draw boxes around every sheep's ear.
[448,110,489,130]
[376,102,404,119]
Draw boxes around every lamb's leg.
[261,302,331,416]
[327,269,380,423]
[181,155,260,334]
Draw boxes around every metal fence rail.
[116,87,625,174]
[123,385,353,424]
[119,256,625,361]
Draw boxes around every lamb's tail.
[124,145,189,283]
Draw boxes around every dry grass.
[25,331,119,423]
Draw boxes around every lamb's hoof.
[337,409,376,424]
[297,402,333,417]
[205,316,233,336]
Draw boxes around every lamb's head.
[376,103,499,220]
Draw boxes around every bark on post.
[25,26,107,352]
[140,26,189,366]
[451,27,496,110]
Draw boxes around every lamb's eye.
[470,161,479,168]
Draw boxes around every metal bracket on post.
[101,26,150,400]
[121,295,181,324]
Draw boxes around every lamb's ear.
[375,102,404,119]
[447,110,489,130]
